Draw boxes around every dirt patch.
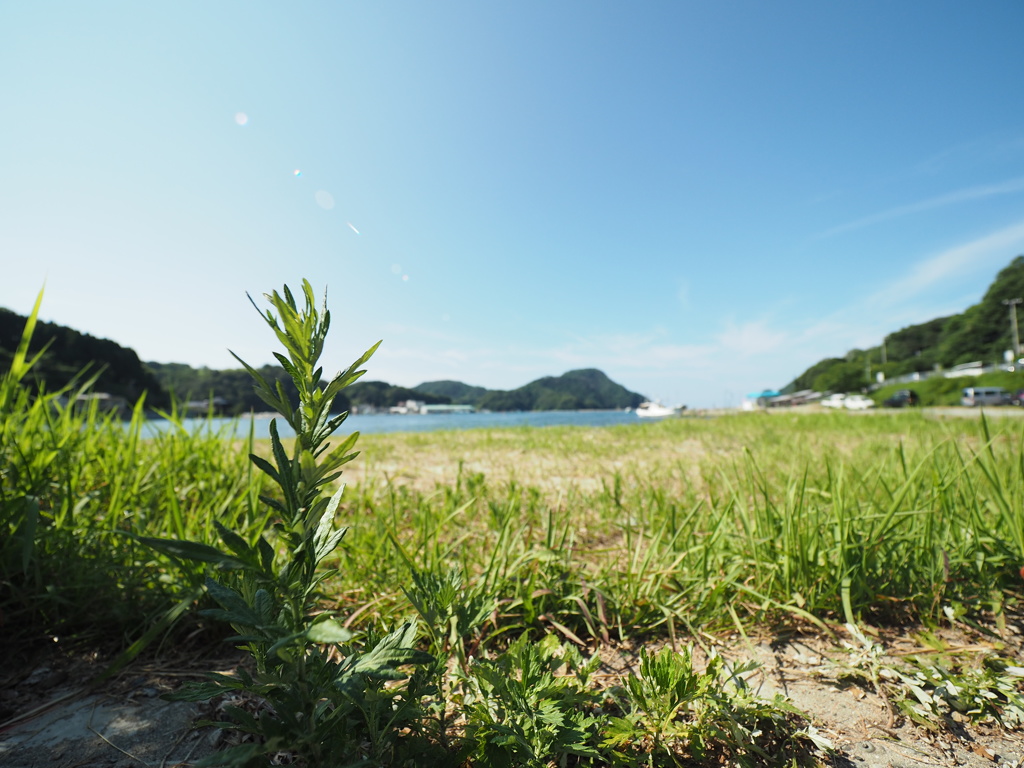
[5,625,1023,767]
[0,690,215,768]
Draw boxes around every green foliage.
[145,281,433,767]
[463,633,602,768]
[347,379,451,409]
[0,304,169,406]
[604,646,820,767]
[146,361,344,416]
[413,379,490,405]
[786,255,1024,392]
[785,357,845,393]
[478,368,645,411]
[885,316,948,368]
[836,623,1024,731]
[811,360,868,393]
[149,365,642,413]
[0,288,260,650]
[402,565,495,669]
[939,255,1024,365]
[17,291,1024,766]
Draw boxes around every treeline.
[347,381,451,409]
[147,366,645,413]
[786,255,1024,393]
[468,368,645,411]
[0,307,646,414]
[145,362,333,415]
[0,308,169,406]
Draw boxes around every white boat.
[636,401,681,418]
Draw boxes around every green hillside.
[145,361,333,415]
[0,307,168,406]
[786,255,1024,393]
[477,368,645,411]
[413,379,490,405]
[345,380,451,409]
[0,307,644,413]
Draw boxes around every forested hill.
[347,369,643,411]
[0,307,644,412]
[145,365,643,412]
[472,368,645,411]
[413,380,490,404]
[785,255,1024,393]
[0,307,168,405]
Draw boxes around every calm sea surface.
[142,409,645,438]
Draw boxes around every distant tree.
[785,358,846,393]
[784,255,1024,391]
[343,380,450,409]
[937,256,1024,365]
[0,307,169,406]
[476,369,643,411]
[812,360,868,393]
[413,380,489,405]
[885,317,949,361]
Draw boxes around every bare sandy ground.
[3,622,1023,767]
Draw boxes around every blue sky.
[4,2,1024,407]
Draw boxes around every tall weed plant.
[146,282,432,767]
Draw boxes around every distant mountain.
[145,361,329,415]
[785,255,1024,393]
[340,369,643,411]
[476,368,645,411]
[413,380,490,405]
[0,307,644,414]
[0,307,168,405]
[345,380,451,408]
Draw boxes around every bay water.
[143,409,646,439]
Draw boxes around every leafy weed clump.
[604,646,825,767]
[144,282,432,766]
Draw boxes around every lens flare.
[234,112,249,126]
[314,190,335,210]
[347,222,360,234]
[293,169,302,177]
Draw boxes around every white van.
[961,387,1011,407]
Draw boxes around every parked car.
[820,393,846,409]
[843,394,875,410]
[883,389,919,408]
[961,386,1011,406]
[1012,389,1024,406]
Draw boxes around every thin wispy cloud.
[817,177,1024,238]
[868,218,1024,307]
[915,134,1024,176]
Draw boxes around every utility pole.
[1004,298,1023,359]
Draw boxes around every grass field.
[332,410,1024,635]
[5,288,1024,765]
